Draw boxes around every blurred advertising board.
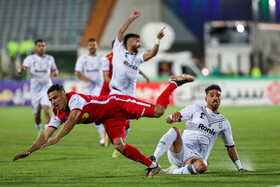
[174,78,280,106]
[1,78,279,106]
[0,80,63,106]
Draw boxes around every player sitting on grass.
[13,74,194,178]
[149,84,248,174]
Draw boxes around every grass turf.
[0,106,280,186]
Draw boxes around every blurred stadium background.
[1,0,280,107]
[1,0,280,185]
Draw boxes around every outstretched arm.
[139,70,150,83]
[166,112,182,124]
[117,10,141,42]
[41,110,81,148]
[143,27,165,61]
[13,127,56,161]
[227,147,248,171]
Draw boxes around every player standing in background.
[149,85,248,174]
[75,38,108,146]
[17,39,58,135]
[101,40,150,157]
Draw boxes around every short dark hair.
[88,38,98,44]
[124,33,140,47]
[47,84,65,95]
[111,40,115,48]
[35,39,44,45]
[205,84,221,95]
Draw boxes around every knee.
[171,127,180,135]
[193,158,208,174]
[113,138,126,152]
[154,105,165,118]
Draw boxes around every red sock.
[156,82,177,108]
[121,144,152,167]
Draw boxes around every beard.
[131,45,138,53]
[211,101,220,111]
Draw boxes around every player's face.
[87,41,98,55]
[130,37,141,53]
[205,89,221,112]
[48,90,67,111]
[35,42,46,57]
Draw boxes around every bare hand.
[170,112,182,122]
[146,78,150,83]
[84,77,91,83]
[41,139,58,148]
[239,168,249,172]
[131,10,141,19]
[13,151,30,161]
[157,27,166,39]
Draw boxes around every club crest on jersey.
[218,123,223,129]
[77,112,89,123]
[198,123,216,135]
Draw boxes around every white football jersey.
[23,54,57,93]
[75,54,108,95]
[180,104,235,160]
[109,38,144,97]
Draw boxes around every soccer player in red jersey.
[13,74,194,178]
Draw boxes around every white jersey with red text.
[179,104,234,160]
[109,38,144,97]
[75,54,108,96]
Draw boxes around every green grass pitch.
[0,105,280,186]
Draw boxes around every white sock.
[35,123,43,133]
[125,128,130,140]
[153,128,177,162]
[149,161,157,168]
[93,123,105,140]
[169,164,198,174]
[44,124,49,131]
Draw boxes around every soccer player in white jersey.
[108,10,164,157]
[109,10,165,97]
[17,39,58,135]
[149,84,248,174]
[75,38,109,146]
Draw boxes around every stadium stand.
[0,0,95,49]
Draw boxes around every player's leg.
[104,118,161,177]
[153,74,194,118]
[34,107,43,135]
[166,157,208,174]
[93,123,106,146]
[150,127,182,163]
[41,92,52,131]
[112,120,130,158]
[31,94,43,134]
[153,74,194,117]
